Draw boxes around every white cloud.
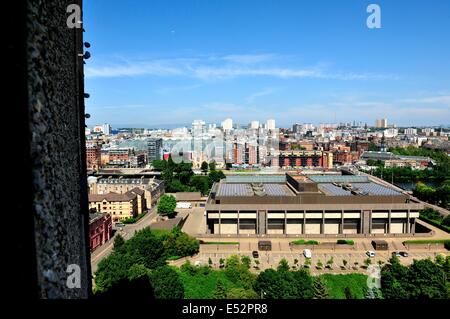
[85,54,396,81]
[246,88,276,103]
[398,95,450,105]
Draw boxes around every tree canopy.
[157,194,177,216]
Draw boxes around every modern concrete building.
[205,174,423,236]
[147,138,163,162]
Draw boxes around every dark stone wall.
[25,0,90,298]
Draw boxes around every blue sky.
[84,0,450,128]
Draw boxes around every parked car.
[400,251,409,257]
[114,222,125,228]
[392,251,401,257]
[366,251,376,258]
[303,249,312,259]
[252,250,259,258]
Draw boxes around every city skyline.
[84,0,450,127]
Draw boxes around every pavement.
[181,207,207,235]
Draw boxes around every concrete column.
[369,211,373,234]
[321,210,325,234]
[256,211,259,235]
[303,210,306,235]
[360,211,363,234]
[388,209,391,234]
[237,210,240,235]
[406,209,410,234]
[284,210,287,235]
[340,210,344,234]
[219,210,221,235]
[411,219,416,234]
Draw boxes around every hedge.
[403,239,450,247]
[291,239,319,245]
[336,240,354,245]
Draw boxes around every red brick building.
[89,212,112,252]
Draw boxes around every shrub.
[337,240,354,245]
[292,239,319,245]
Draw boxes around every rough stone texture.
[27,0,90,298]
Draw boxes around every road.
[90,206,158,273]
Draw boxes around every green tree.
[213,279,227,299]
[364,258,372,268]
[208,257,213,268]
[125,228,167,269]
[254,269,284,299]
[150,266,184,299]
[313,276,329,299]
[226,288,259,299]
[344,286,355,299]
[189,175,210,195]
[208,170,226,185]
[201,161,209,174]
[180,260,197,276]
[326,257,334,269]
[407,259,449,299]
[277,258,290,272]
[365,286,383,299]
[316,260,323,270]
[380,257,409,299]
[162,226,199,257]
[152,160,167,171]
[127,263,149,281]
[157,194,177,216]
[304,258,311,268]
[94,251,133,292]
[113,233,125,252]
[342,259,348,269]
[241,256,251,269]
[291,269,314,299]
[442,215,450,227]
[209,161,216,171]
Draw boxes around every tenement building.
[205,174,423,236]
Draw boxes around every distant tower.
[380,132,387,152]
[266,119,276,130]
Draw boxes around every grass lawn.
[403,239,449,244]
[178,269,239,299]
[320,274,368,299]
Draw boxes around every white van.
[366,251,376,258]
[303,249,312,259]
[176,202,192,209]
